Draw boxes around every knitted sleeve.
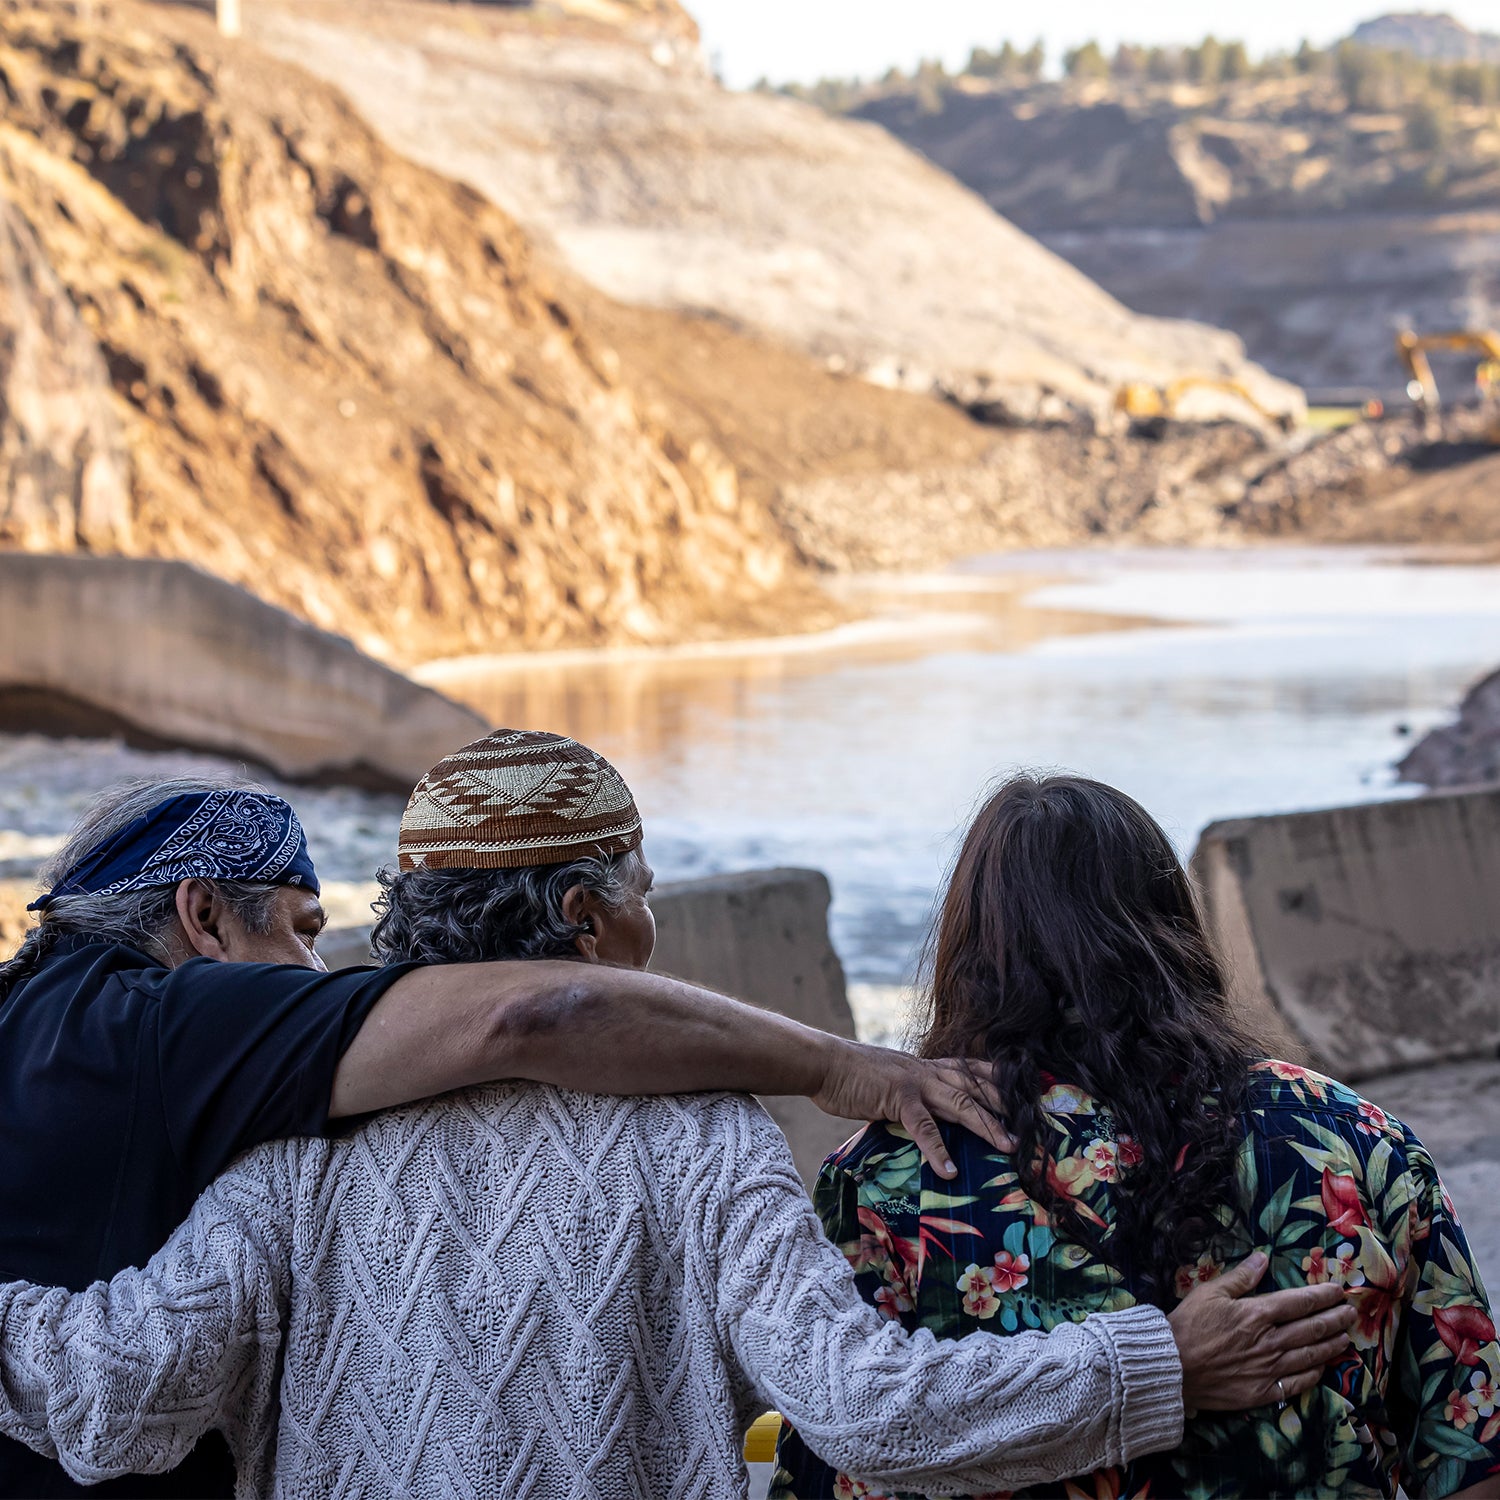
[709,1096,1184,1492]
[0,1141,299,1491]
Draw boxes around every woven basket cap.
[398,729,643,871]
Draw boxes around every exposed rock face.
[854,73,1500,400]
[234,0,1300,426]
[0,197,131,552]
[0,0,795,662]
[1399,668,1500,789]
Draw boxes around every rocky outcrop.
[1399,668,1500,790]
[0,0,798,662]
[234,0,1300,427]
[0,197,131,553]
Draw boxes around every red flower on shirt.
[1433,1303,1497,1367]
[1320,1170,1368,1237]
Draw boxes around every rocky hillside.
[840,23,1500,400]
[230,0,1299,428]
[0,0,802,663]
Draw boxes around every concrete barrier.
[0,554,486,789]
[1192,788,1500,1081]
[649,868,861,1187]
[315,868,862,1187]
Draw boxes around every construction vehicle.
[1395,329,1500,414]
[1114,377,1297,432]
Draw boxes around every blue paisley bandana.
[29,789,320,912]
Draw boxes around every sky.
[690,1,1500,88]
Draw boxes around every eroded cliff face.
[0,0,795,662]
[0,196,131,553]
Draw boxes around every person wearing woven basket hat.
[0,731,1354,1498]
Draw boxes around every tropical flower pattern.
[770,1062,1500,1500]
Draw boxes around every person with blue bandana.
[0,770,1007,1499]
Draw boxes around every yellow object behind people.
[744,1411,783,1463]
[1395,328,1500,415]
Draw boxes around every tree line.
[768,35,1500,123]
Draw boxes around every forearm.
[510,969,836,1097]
[719,1115,1184,1490]
[794,1312,1181,1491]
[331,962,837,1117]
[0,1180,288,1483]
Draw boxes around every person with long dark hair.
[775,773,1500,1500]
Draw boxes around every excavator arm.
[1395,330,1500,412]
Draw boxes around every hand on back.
[1169,1251,1355,1412]
[810,1047,1013,1177]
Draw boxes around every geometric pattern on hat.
[398,729,643,871]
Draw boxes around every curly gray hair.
[370,848,648,965]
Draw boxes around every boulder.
[1399,664,1500,791]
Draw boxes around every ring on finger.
[1276,1377,1288,1411]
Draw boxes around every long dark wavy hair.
[916,773,1259,1306]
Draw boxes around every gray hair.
[0,775,284,997]
[370,848,647,966]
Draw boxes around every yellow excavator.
[1114,377,1297,432]
[1395,329,1500,419]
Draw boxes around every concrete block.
[0,554,486,790]
[1192,789,1500,1081]
[316,868,864,1187]
[650,868,861,1189]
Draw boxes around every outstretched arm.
[0,1149,297,1488]
[712,1099,1354,1491]
[331,963,1010,1175]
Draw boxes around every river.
[422,547,1500,987]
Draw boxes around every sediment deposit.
[233,0,1300,427]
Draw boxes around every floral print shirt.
[771,1061,1500,1500]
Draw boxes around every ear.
[172,878,234,962]
[560,882,602,963]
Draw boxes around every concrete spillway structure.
[1193,789,1500,1082]
[0,553,486,789]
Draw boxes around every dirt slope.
[0,0,805,663]
[231,0,1300,427]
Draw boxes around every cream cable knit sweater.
[0,1088,1183,1497]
